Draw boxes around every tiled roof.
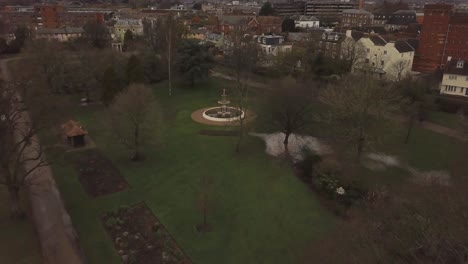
[368,34,387,46]
[342,9,371,14]
[62,120,88,137]
[256,16,282,25]
[36,27,84,34]
[292,15,319,21]
[394,40,414,53]
[445,59,468,76]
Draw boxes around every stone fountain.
[202,89,244,122]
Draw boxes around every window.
[384,50,387,55]
[449,75,458,80]
[365,58,370,63]
[367,48,370,53]
[381,60,384,66]
[456,60,464,68]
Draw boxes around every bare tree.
[391,59,408,82]
[145,14,186,96]
[264,79,313,156]
[196,175,213,233]
[340,37,366,72]
[108,84,156,161]
[304,180,468,264]
[322,75,396,160]
[396,77,429,144]
[0,81,47,218]
[224,30,260,152]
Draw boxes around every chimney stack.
[359,0,364,9]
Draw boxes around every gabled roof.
[445,59,468,76]
[62,120,88,137]
[292,15,319,21]
[255,16,283,25]
[36,27,84,35]
[393,10,416,15]
[287,32,310,42]
[342,9,371,15]
[219,15,250,25]
[394,40,414,53]
[368,34,387,46]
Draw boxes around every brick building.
[413,4,468,73]
[0,4,106,32]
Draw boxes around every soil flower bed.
[102,202,191,264]
[74,150,129,197]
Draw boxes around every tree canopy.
[259,2,275,16]
[176,39,213,87]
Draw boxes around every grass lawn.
[47,78,335,264]
[426,110,464,130]
[40,77,466,264]
[0,188,41,264]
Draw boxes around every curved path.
[0,56,87,264]
[211,70,467,142]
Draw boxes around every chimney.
[359,0,364,9]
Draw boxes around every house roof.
[368,34,387,46]
[292,15,319,21]
[350,30,365,41]
[36,27,84,35]
[115,18,142,26]
[62,120,88,137]
[255,16,282,25]
[393,10,416,15]
[219,15,250,25]
[394,40,414,53]
[406,38,419,50]
[445,59,468,76]
[287,32,311,42]
[342,9,371,15]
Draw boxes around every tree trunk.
[283,132,291,158]
[236,117,244,153]
[8,186,23,218]
[132,124,140,161]
[356,132,365,161]
[167,30,172,97]
[404,115,415,144]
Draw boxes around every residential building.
[384,10,416,32]
[292,15,319,28]
[256,34,292,65]
[274,1,305,17]
[440,59,468,98]
[304,1,358,23]
[341,9,373,27]
[372,12,391,25]
[354,34,415,80]
[216,15,251,34]
[0,4,107,31]
[413,4,468,73]
[310,29,364,60]
[113,18,143,42]
[247,16,282,35]
[34,26,84,42]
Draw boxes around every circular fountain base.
[202,107,245,122]
[191,107,255,126]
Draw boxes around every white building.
[35,27,84,42]
[353,34,415,81]
[440,59,468,98]
[293,15,320,29]
[257,35,292,56]
[113,18,144,42]
[256,35,292,66]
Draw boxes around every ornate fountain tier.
[202,89,244,122]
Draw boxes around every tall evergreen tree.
[126,55,145,84]
[259,2,274,16]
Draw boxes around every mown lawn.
[0,188,41,264]
[43,77,466,264]
[48,78,335,264]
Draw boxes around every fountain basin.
[202,107,245,122]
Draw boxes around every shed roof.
[62,120,88,137]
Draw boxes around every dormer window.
[456,60,464,68]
